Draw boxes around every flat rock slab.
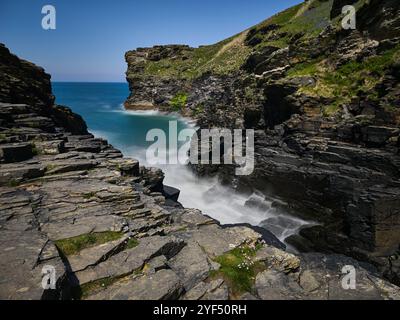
[41,215,128,241]
[74,236,184,286]
[44,160,98,175]
[86,269,182,300]
[183,279,227,300]
[167,240,219,291]
[255,246,300,273]
[0,230,66,300]
[191,224,262,257]
[178,209,216,227]
[0,164,46,185]
[67,236,129,272]
[299,253,400,300]
[255,269,303,300]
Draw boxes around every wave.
[90,109,311,248]
[123,131,310,246]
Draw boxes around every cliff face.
[125,0,400,284]
[1,45,399,300]
[1,43,395,301]
[0,44,88,135]
[0,44,53,107]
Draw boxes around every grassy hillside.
[141,32,251,79]
[128,0,399,120]
[140,0,338,79]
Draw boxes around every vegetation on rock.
[210,245,265,296]
[55,232,124,256]
[169,92,188,111]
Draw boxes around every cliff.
[124,0,400,285]
[1,44,399,300]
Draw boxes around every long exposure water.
[53,82,309,244]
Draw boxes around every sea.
[53,82,309,245]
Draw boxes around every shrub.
[169,92,188,111]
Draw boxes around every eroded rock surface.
[1,27,400,300]
[124,0,400,285]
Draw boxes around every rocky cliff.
[125,0,400,285]
[0,42,400,299]
[1,43,400,300]
[0,0,400,299]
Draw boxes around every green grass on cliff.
[55,231,124,256]
[125,237,139,249]
[137,0,338,80]
[132,0,399,121]
[169,92,188,111]
[281,0,400,118]
[248,0,333,49]
[209,245,264,297]
[292,44,400,111]
[78,277,118,299]
[142,32,251,79]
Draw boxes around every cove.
[52,82,309,244]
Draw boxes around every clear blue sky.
[0,0,302,82]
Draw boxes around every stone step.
[67,235,129,273]
[0,142,34,163]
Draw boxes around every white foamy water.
[52,82,310,245]
[113,111,310,243]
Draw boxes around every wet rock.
[162,185,180,202]
[361,126,399,147]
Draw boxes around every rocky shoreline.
[124,0,400,285]
[1,1,400,299]
[1,44,399,300]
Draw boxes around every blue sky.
[0,0,302,82]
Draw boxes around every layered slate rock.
[1,43,399,300]
[124,0,400,285]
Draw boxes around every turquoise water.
[53,82,188,162]
[52,82,308,243]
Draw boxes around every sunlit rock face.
[124,0,400,285]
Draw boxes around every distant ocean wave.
[123,109,160,116]
[115,105,197,128]
[89,129,115,141]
